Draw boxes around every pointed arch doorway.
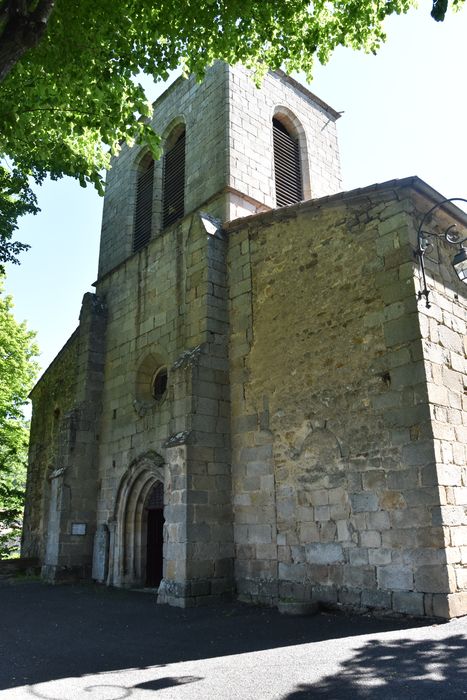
[110,451,165,588]
[145,481,164,587]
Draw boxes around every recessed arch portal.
[111,451,165,588]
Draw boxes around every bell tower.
[97,62,342,279]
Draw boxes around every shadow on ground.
[285,633,467,699]
[0,580,460,695]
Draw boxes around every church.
[22,62,467,618]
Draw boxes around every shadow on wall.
[286,634,467,699]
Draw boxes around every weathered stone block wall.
[43,293,107,580]
[227,179,466,617]
[414,197,467,617]
[22,332,79,559]
[23,292,107,581]
[96,217,205,518]
[96,213,233,604]
[98,62,229,278]
[226,65,341,219]
[98,63,342,279]
[159,344,233,606]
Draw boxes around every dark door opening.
[145,482,164,587]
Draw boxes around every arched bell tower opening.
[110,451,165,588]
[272,106,311,204]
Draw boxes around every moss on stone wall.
[22,331,79,558]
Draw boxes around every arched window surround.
[132,150,155,253]
[272,106,311,205]
[132,351,169,417]
[161,120,186,230]
[130,116,187,247]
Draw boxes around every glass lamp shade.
[453,248,467,283]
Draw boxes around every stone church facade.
[22,63,467,618]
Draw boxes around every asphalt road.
[0,580,466,699]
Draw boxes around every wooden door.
[145,482,164,587]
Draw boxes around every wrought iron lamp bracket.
[415,197,467,309]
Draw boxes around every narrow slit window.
[133,156,154,252]
[273,118,303,207]
[162,129,185,229]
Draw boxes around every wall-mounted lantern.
[415,197,467,308]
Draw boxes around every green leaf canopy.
[0,0,464,264]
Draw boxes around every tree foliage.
[0,166,36,272]
[0,278,39,558]
[0,0,464,266]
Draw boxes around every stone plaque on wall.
[71,522,87,536]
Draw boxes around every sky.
[5,3,467,375]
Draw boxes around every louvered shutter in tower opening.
[162,131,185,229]
[273,118,303,207]
[133,159,154,252]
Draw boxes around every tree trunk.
[0,0,55,83]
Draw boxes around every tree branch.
[18,107,98,116]
[0,0,55,83]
